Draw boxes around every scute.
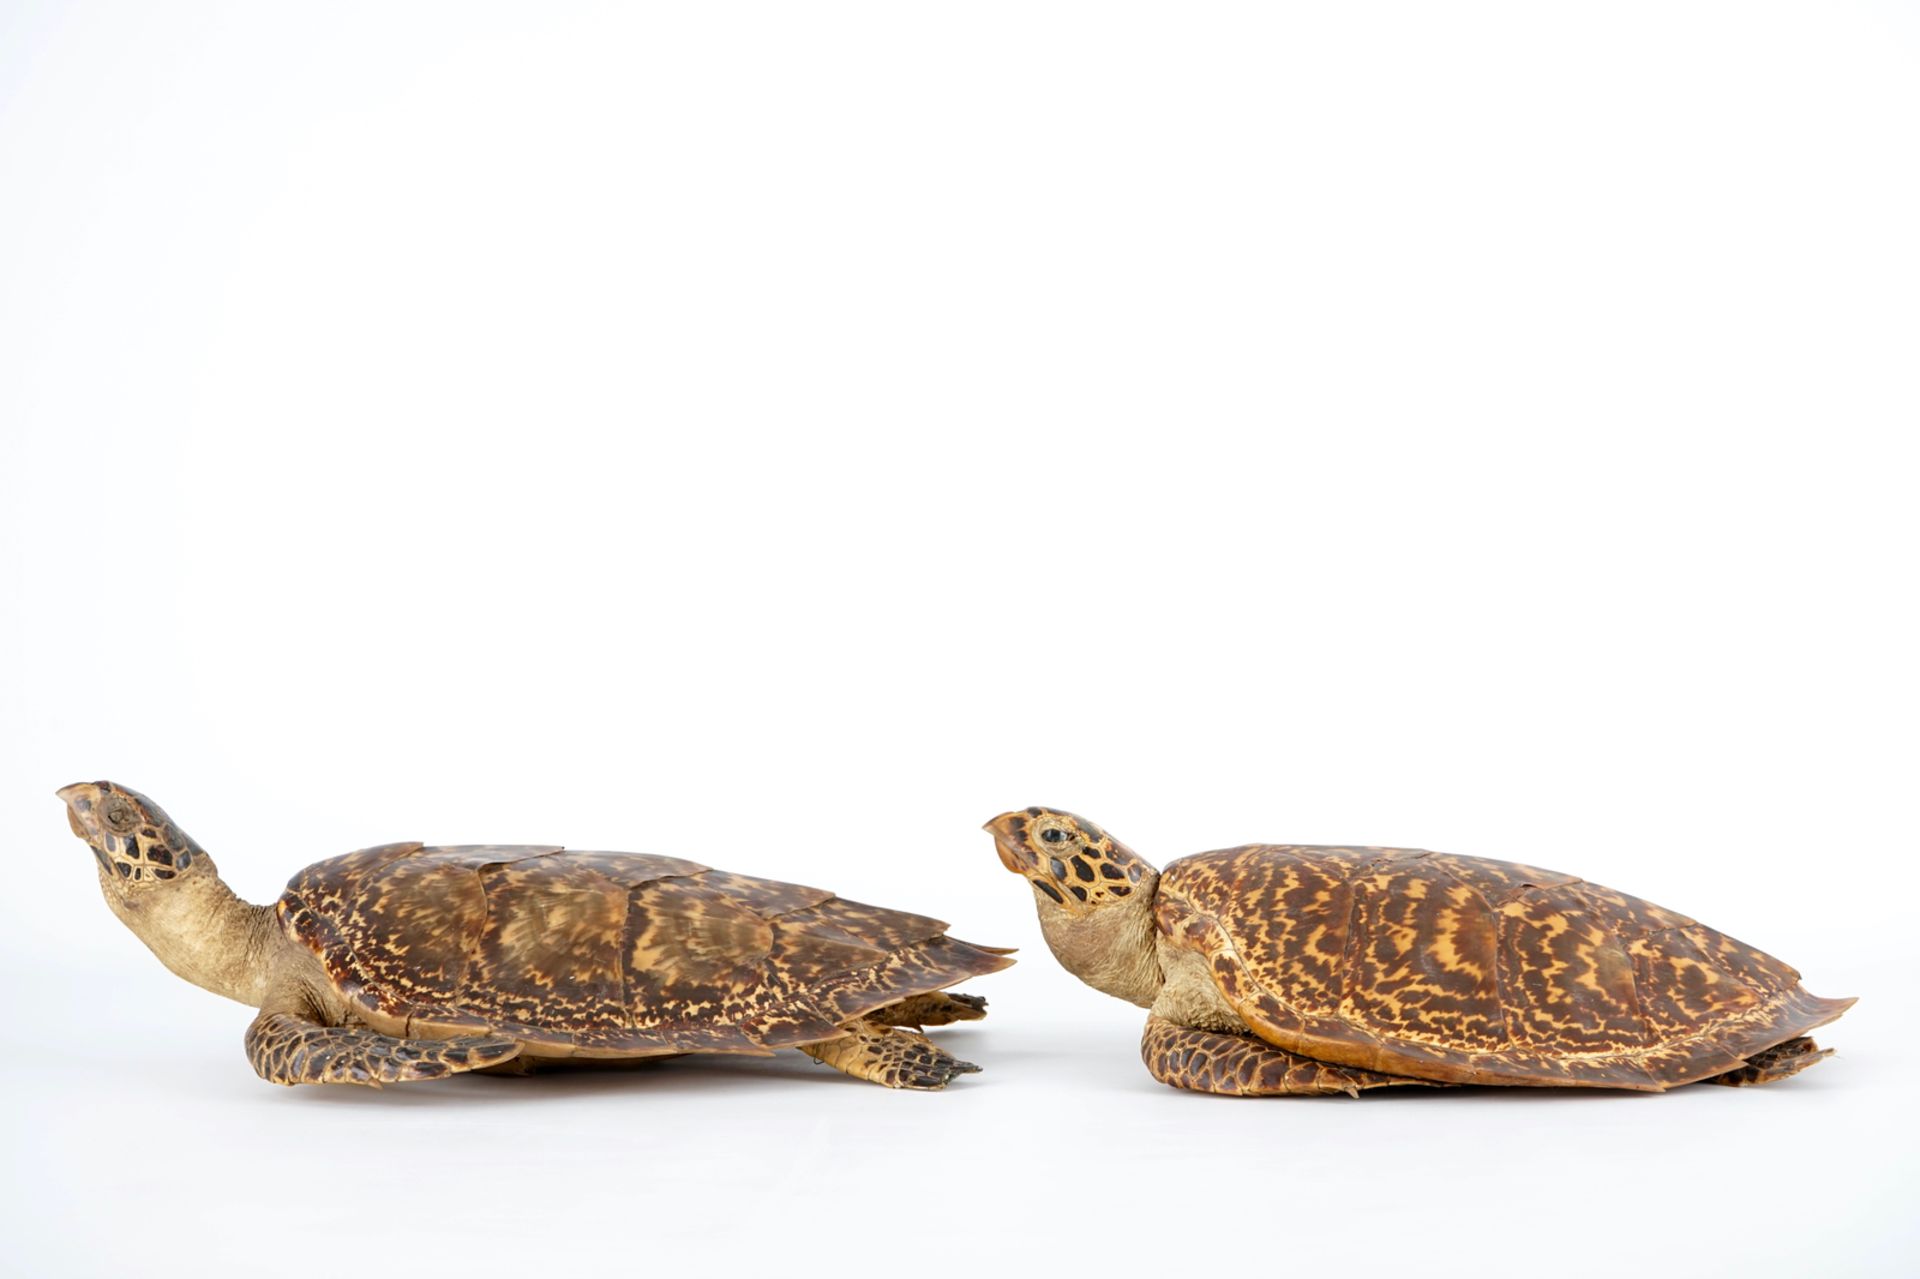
[1493,883,1651,1053]
[1342,859,1508,1053]
[1157,844,1855,1090]
[469,854,634,1036]
[279,843,1012,1056]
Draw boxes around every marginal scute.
[279,843,1012,1056]
[1157,844,1854,1090]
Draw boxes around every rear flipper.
[868,991,989,1029]
[245,1009,521,1087]
[1142,1014,1440,1097]
[1703,1037,1833,1087]
[799,1018,981,1090]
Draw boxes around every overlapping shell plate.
[1158,844,1852,1089]
[279,843,1011,1056]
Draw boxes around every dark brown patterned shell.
[1157,845,1854,1090]
[276,843,1012,1056]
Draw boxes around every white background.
[3,3,1915,1275]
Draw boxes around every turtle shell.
[1157,844,1854,1090]
[276,843,1013,1056]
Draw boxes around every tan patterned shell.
[277,843,1012,1056]
[1157,845,1854,1090]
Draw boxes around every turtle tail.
[1702,1036,1834,1087]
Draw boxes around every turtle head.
[58,781,208,897]
[985,808,1163,1006]
[57,782,268,1006]
[984,807,1157,917]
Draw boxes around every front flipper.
[244,1009,521,1087]
[1142,1014,1437,1098]
[798,1018,981,1090]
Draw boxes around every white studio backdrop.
[1,3,1915,1276]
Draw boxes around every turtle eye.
[103,799,137,833]
[1040,827,1066,844]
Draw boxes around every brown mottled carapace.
[1159,844,1854,1091]
[280,842,1013,1061]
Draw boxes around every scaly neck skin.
[1033,873,1166,1009]
[100,859,280,1007]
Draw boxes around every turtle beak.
[983,812,1033,873]
[57,783,98,839]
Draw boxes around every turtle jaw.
[983,813,1035,874]
[57,782,100,841]
[57,782,126,888]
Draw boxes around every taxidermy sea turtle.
[61,781,1011,1089]
[987,808,1853,1096]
